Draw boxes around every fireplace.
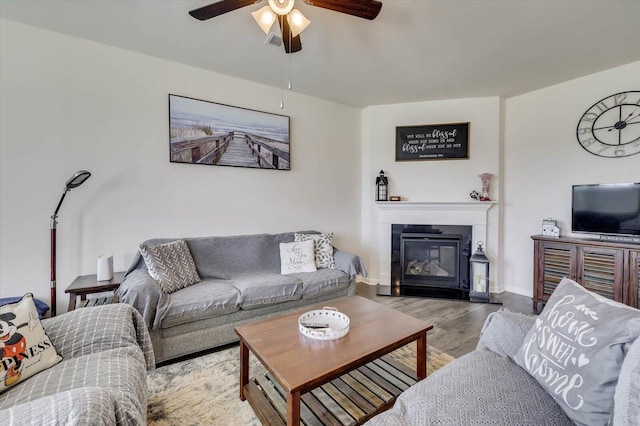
[392,224,472,298]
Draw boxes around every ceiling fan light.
[268,0,295,16]
[251,5,276,34]
[288,9,310,38]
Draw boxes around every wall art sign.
[395,122,469,161]
[169,94,290,170]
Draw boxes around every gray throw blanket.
[0,304,154,425]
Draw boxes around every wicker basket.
[298,307,350,340]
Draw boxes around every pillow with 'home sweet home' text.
[514,278,640,426]
[0,294,62,393]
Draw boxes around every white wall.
[3,20,638,315]
[503,60,640,296]
[361,97,502,288]
[0,20,362,314]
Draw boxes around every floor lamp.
[50,170,91,316]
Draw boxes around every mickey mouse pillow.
[0,294,61,393]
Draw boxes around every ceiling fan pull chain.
[288,53,293,90]
[289,28,293,91]
[288,21,293,91]
[280,46,285,109]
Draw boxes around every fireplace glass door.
[400,234,461,288]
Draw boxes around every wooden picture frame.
[396,122,469,161]
[169,94,290,170]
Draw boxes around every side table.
[65,271,126,312]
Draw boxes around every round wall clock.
[576,90,640,158]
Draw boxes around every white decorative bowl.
[298,307,350,341]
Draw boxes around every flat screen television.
[572,183,640,237]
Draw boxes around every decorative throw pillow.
[0,297,49,319]
[514,277,640,426]
[613,336,640,426]
[294,233,335,269]
[139,239,202,294]
[0,294,62,393]
[477,308,536,359]
[280,240,317,274]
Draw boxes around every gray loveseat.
[366,308,640,425]
[0,304,154,425]
[117,231,367,363]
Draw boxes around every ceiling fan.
[189,0,383,54]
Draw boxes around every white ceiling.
[1,0,640,108]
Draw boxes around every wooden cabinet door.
[628,250,640,308]
[533,235,639,310]
[535,241,576,305]
[576,246,625,302]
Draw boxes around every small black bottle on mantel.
[375,170,388,202]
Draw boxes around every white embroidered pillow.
[139,239,201,294]
[0,294,62,393]
[280,240,317,274]
[294,233,335,269]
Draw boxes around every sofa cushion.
[0,345,147,424]
[614,336,640,426]
[140,239,201,294]
[280,240,317,274]
[0,387,119,425]
[160,280,241,329]
[187,233,296,275]
[232,273,302,308]
[183,238,231,280]
[288,269,350,299]
[365,348,573,426]
[514,277,640,426]
[42,303,154,370]
[295,233,335,269]
[477,308,536,359]
[0,294,62,394]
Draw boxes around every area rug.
[147,343,454,425]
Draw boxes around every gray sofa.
[366,308,640,425]
[116,231,367,363]
[0,304,154,425]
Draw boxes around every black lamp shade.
[65,170,91,189]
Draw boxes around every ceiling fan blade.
[303,0,382,20]
[278,15,302,54]
[189,0,261,20]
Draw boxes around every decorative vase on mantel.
[479,173,493,201]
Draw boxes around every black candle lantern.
[375,170,388,202]
[469,242,491,303]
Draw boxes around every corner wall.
[503,61,640,296]
[0,20,362,314]
[361,97,502,289]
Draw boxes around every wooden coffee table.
[235,296,433,425]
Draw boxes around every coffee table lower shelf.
[244,355,418,426]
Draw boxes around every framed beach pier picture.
[168,95,290,170]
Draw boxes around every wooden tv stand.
[532,235,640,311]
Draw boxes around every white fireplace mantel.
[376,201,496,286]
[377,201,495,209]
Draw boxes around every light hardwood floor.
[356,283,534,358]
